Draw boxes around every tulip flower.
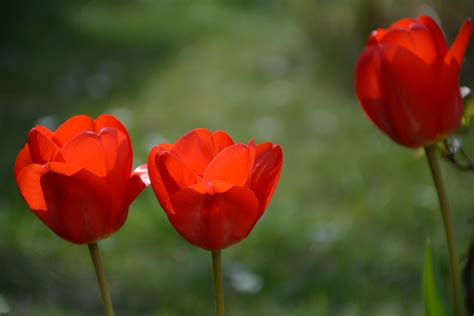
[355,16,473,148]
[148,128,283,251]
[14,114,148,316]
[148,128,283,315]
[14,114,148,244]
[355,16,473,316]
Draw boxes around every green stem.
[424,145,463,316]
[88,242,114,316]
[212,251,225,316]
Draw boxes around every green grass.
[1,1,474,315]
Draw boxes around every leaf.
[423,238,447,316]
[461,92,474,127]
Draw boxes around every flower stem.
[88,242,114,316]
[424,145,463,316]
[211,251,225,316]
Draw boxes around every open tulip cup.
[147,128,283,315]
[14,115,148,316]
[355,16,473,316]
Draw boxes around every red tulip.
[147,128,283,251]
[355,16,473,148]
[14,114,148,244]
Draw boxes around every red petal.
[148,147,199,215]
[369,19,416,44]
[16,163,50,212]
[125,164,149,207]
[99,128,131,175]
[250,143,283,216]
[368,28,387,45]
[246,140,256,186]
[148,147,173,213]
[132,164,150,186]
[101,128,133,211]
[390,18,417,30]
[355,46,395,137]
[168,185,259,251]
[158,144,173,152]
[381,46,452,145]
[95,114,130,139]
[53,115,95,145]
[204,144,251,186]
[445,18,473,66]
[61,131,107,176]
[170,128,216,175]
[377,26,438,64]
[14,145,32,178]
[157,151,199,196]
[212,131,234,153]
[188,180,234,195]
[28,128,64,164]
[60,128,132,215]
[40,163,113,244]
[419,16,448,57]
[16,162,115,244]
[34,126,56,141]
[356,44,441,147]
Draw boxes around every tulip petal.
[53,115,95,145]
[14,145,32,178]
[100,128,134,213]
[16,163,85,214]
[446,19,473,66]
[168,185,259,251]
[95,114,131,139]
[381,46,447,145]
[212,131,234,153]
[246,140,256,186]
[28,128,64,165]
[148,147,199,215]
[377,26,438,64]
[355,46,394,136]
[171,128,216,175]
[125,164,149,207]
[419,16,448,57]
[390,18,417,30]
[158,151,199,194]
[133,164,150,187]
[369,19,415,45]
[251,143,283,216]
[158,144,173,152]
[204,144,251,186]
[61,131,107,176]
[188,180,234,195]
[39,163,113,244]
[148,147,172,213]
[356,44,440,147]
[16,164,49,212]
[99,128,131,176]
[16,162,114,244]
[34,125,56,141]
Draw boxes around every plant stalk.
[424,145,463,316]
[88,242,114,316]
[212,251,225,316]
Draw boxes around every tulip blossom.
[14,114,148,244]
[355,16,473,148]
[148,128,283,251]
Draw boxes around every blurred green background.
[1,0,474,315]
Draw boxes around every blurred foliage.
[463,242,474,314]
[423,239,446,316]
[1,0,474,315]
